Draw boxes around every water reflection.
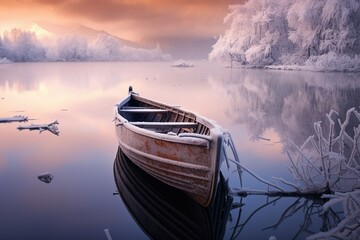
[227,196,343,239]
[113,147,348,239]
[211,69,360,147]
[113,147,233,240]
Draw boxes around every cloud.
[0,0,245,58]
[35,0,242,22]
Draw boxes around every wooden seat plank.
[120,108,168,113]
[129,121,198,128]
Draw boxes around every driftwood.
[0,115,29,123]
[233,189,324,198]
[17,120,59,135]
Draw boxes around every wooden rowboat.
[113,87,224,207]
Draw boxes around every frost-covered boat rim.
[114,93,223,144]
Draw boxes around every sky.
[0,0,245,59]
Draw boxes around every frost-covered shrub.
[308,190,360,239]
[285,108,360,194]
[305,52,360,71]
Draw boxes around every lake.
[0,62,359,239]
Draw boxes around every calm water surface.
[0,62,359,239]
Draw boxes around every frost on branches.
[308,190,360,239]
[285,108,360,194]
[210,0,360,71]
[283,107,360,239]
[225,107,360,239]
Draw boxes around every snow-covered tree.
[209,4,253,66]
[1,29,45,62]
[288,0,360,57]
[89,33,121,61]
[0,37,4,58]
[318,0,360,55]
[287,0,324,59]
[57,35,88,61]
[210,0,360,70]
[210,0,293,67]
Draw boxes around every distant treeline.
[0,28,171,62]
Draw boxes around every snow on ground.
[0,58,11,64]
[266,52,360,72]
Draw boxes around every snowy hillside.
[209,0,360,71]
[36,22,140,48]
[0,24,172,62]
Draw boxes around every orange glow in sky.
[0,0,241,40]
[0,0,244,58]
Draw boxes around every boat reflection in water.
[113,147,233,240]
